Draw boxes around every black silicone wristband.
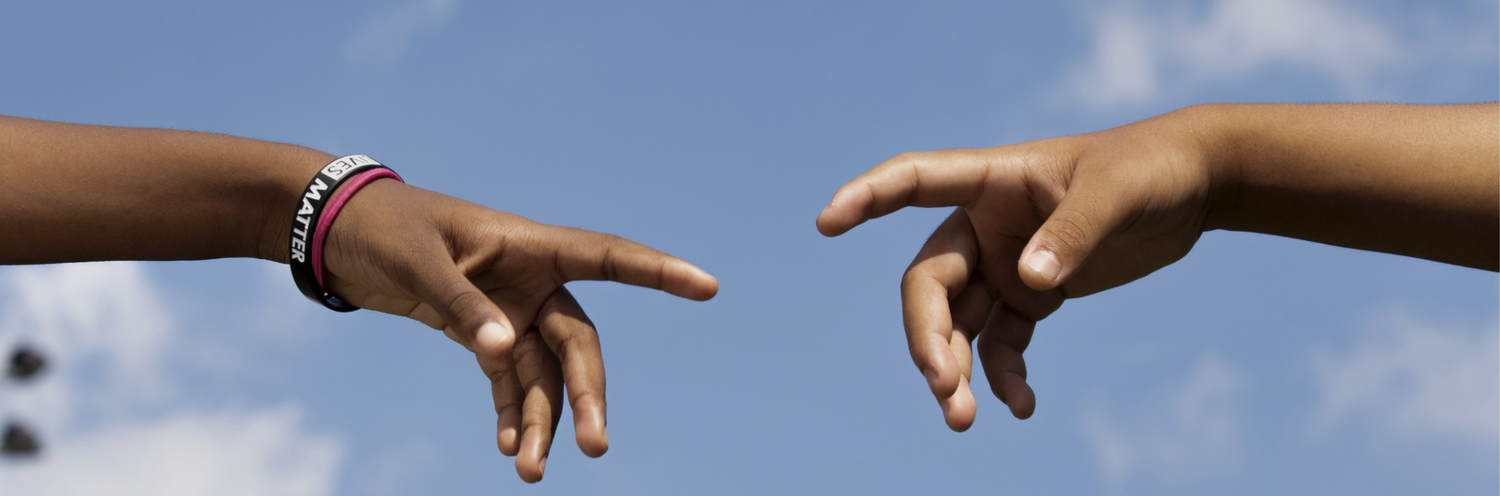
[288,155,388,312]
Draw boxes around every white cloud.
[1069,9,1162,107]
[1175,0,1399,89]
[346,0,458,65]
[0,407,341,496]
[1057,0,1472,107]
[1080,354,1244,489]
[0,263,175,430]
[1310,312,1499,443]
[0,263,343,495]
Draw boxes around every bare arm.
[1206,103,1497,270]
[0,115,321,263]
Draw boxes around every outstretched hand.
[319,179,718,482]
[817,109,1222,431]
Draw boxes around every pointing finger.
[818,149,994,236]
[540,226,719,301]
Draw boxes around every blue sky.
[0,0,1495,494]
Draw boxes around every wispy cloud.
[0,263,343,495]
[1056,0,1492,107]
[346,0,459,65]
[1,407,341,496]
[1310,311,1499,443]
[1079,354,1244,490]
[0,263,176,430]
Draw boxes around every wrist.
[1177,103,1246,232]
[253,145,337,264]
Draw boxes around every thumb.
[413,265,517,359]
[1018,188,1126,291]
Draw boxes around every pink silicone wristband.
[311,167,404,289]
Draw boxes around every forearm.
[1197,103,1499,270]
[0,115,330,264]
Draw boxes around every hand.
[816,108,1223,430]
[319,180,718,482]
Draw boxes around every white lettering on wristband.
[321,155,378,181]
[301,179,329,211]
[289,155,381,264]
[290,212,313,262]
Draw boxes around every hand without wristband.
[288,155,404,312]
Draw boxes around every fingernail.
[1025,249,1062,281]
[475,321,512,352]
[539,457,547,474]
[923,368,940,391]
[685,263,713,281]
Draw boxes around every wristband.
[288,155,402,312]
[311,167,403,290]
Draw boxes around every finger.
[949,275,993,346]
[536,287,609,458]
[901,208,980,400]
[938,276,993,431]
[976,302,1037,419]
[511,326,564,483]
[443,326,472,352]
[542,226,719,301]
[409,263,517,362]
[936,336,977,432]
[939,374,978,432]
[477,340,524,457]
[1018,177,1129,291]
[817,149,993,236]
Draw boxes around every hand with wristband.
[817,103,1498,432]
[0,114,718,483]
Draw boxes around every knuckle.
[903,252,964,293]
[883,151,929,178]
[899,265,925,287]
[653,257,669,290]
[549,330,597,364]
[597,244,619,281]
[890,151,921,165]
[519,372,547,392]
[515,327,546,353]
[444,289,490,324]
[898,151,937,174]
[487,363,517,386]
[900,265,946,294]
[592,232,626,249]
[1043,210,1095,255]
[570,391,606,410]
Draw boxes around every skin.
[817,103,1498,431]
[0,115,719,482]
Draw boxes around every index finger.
[817,149,994,237]
[541,225,719,301]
